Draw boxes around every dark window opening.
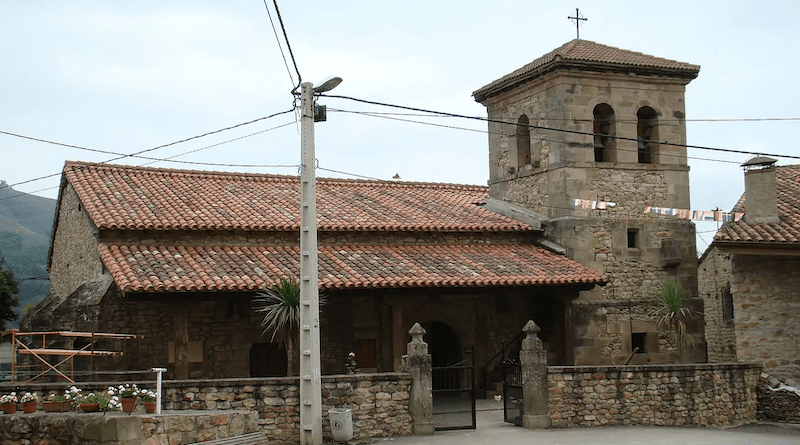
[627,228,639,249]
[722,285,734,322]
[637,107,658,164]
[516,114,531,168]
[593,104,615,162]
[631,332,647,353]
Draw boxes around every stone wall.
[0,410,259,445]
[731,256,800,382]
[48,184,103,299]
[568,298,705,366]
[698,246,737,362]
[161,374,411,445]
[757,373,800,423]
[0,373,411,445]
[548,363,760,428]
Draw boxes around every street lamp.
[299,77,341,445]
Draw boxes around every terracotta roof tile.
[64,162,528,233]
[715,165,800,244]
[474,39,700,101]
[98,243,607,293]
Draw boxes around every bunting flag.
[644,206,744,222]
[571,199,744,222]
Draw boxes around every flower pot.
[23,402,37,413]
[121,397,136,413]
[2,403,16,414]
[144,401,157,414]
[79,403,100,413]
[42,401,70,412]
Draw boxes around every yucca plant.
[254,276,326,376]
[650,279,694,352]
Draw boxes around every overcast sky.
[3,1,800,252]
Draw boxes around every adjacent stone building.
[700,158,800,381]
[474,40,704,364]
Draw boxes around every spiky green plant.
[650,279,694,352]
[254,277,326,376]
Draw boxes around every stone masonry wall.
[548,363,760,428]
[0,411,259,445]
[698,246,737,362]
[160,374,411,445]
[49,184,103,299]
[732,256,800,382]
[0,373,411,445]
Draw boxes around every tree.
[0,261,20,331]
[650,279,693,353]
[254,277,326,376]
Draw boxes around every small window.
[631,333,647,353]
[637,107,658,164]
[722,285,734,322]
[515,114,531,169]
[627,228,639,249]
[593,104,615,162]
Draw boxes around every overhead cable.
[0,109,295,193]
[321,94,800,161]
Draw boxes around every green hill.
[0,181,56,325]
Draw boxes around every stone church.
[25,39,705,385]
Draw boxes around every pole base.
[522,414,551,429]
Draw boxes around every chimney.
[742,156,779,224]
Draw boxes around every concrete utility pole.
[299,77,341,445]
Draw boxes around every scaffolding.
[1,329,143,383]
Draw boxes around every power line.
[331,108,742,166]
[321,94,800,162]
[329,110,800,123]
[138,121,298,167]
[262,0,295,87]
[0,109,295,194]
[271,0,302,89]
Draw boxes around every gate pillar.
[520,320,551,429]
[402,322,434,435]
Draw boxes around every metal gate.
[432,347,476,431]
[503,360,523,425]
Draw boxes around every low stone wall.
[0,410,258,445]
[548,363,760,428]
[162,373,412,444]
[0,373,411,445]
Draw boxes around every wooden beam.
[17,348,122,357]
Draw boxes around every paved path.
[372,400,800,445]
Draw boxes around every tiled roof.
[98,243,608,293]
[63,161,530,233]
[715,165,800,244]
[474,39,700,102]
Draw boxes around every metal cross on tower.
[568,8,587,39]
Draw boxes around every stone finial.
[407,322,428,356]
[522,320,543,351]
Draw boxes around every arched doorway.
[421,320,460,367]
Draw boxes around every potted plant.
[139,389,158,413]
[112,384,139,413]
[72,388,116,413]
[0,392,18,414]
[20,392,38,413]
[43,391,71,412]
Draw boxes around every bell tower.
[474,40,702,365]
